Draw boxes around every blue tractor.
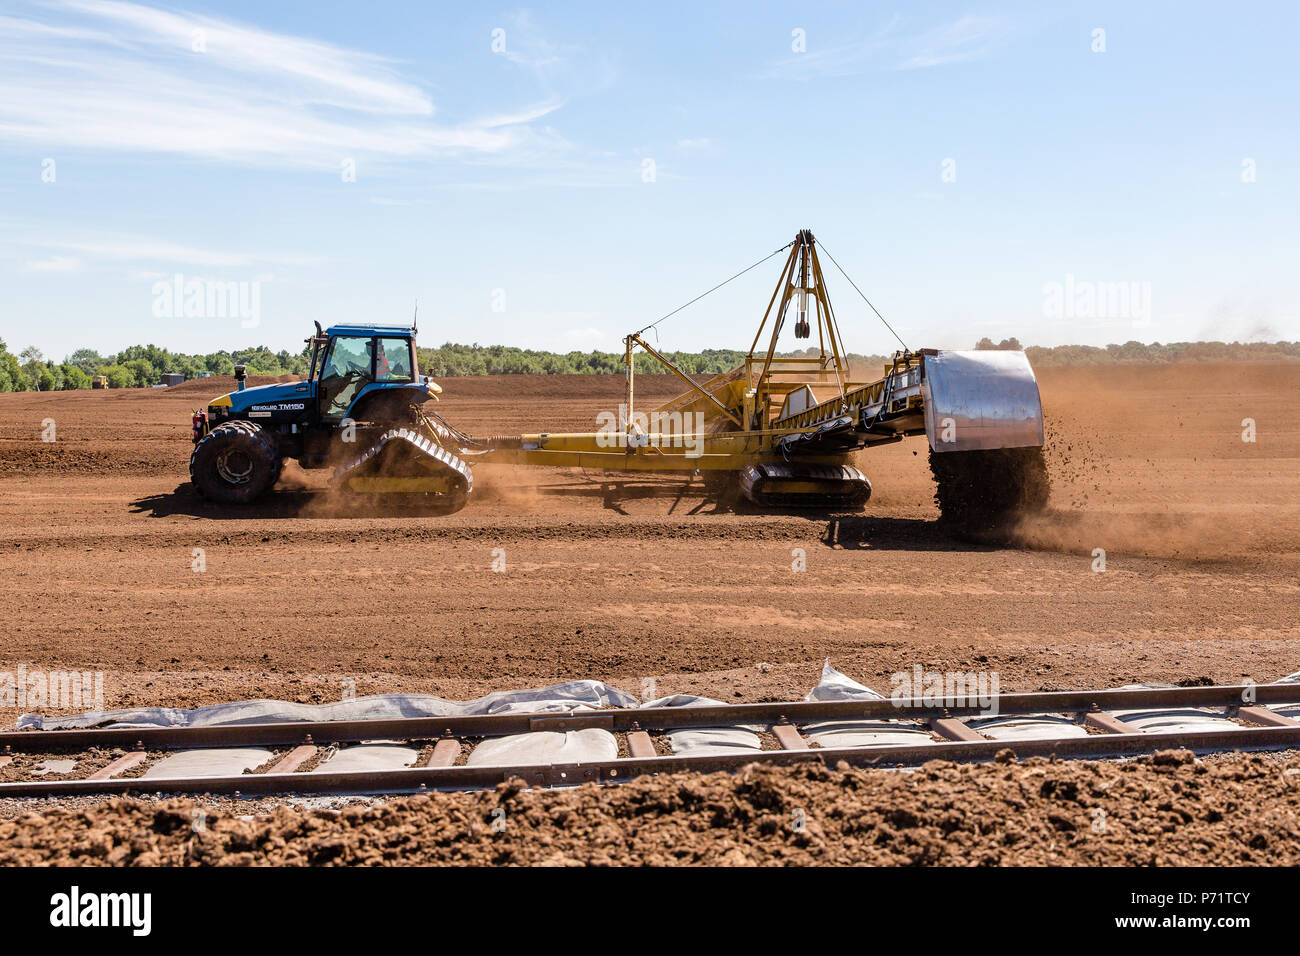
[189,323,473,511]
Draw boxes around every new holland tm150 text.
[189,230,1048,527]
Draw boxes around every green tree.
[0,338,26,391]
[99,364,135,388]
[121,358,158,387]
[36,363,59,391]
[18,346,45,389]
[66,348,104,374]
[204,352,235,375]
[59,365,91,389]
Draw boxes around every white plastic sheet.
[144,748,271,779]
[16,662,1298,760]
[801,660,933,749]
[312,744,419,773]
[665,728,762,755]
[969,715,1088,741]
[467,729,617,767]
[1112,710,1244,734]
[17,679,640,731]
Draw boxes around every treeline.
[1021,339,1300,366]
[3,337,1299,392]
[975,336,1300,365]
[0,340,310,391]
[418,343,796,376]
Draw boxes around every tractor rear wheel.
[190,421,281,504]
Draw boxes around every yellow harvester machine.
[450,228,1049,526]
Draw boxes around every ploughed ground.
[2,752,1298,866]
[0,363,1298,865]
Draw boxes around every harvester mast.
[749,229,849,429]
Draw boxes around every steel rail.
[1,684,1292,754]
[0,723,1298,800]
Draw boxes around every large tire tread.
[189,421,281,504]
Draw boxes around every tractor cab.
[310,325,420,420]
[198,323,435,438]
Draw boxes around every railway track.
[3,683,1300,799]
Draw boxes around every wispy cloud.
[476,99,566,129]
[765,14,1008,79]
[898,15,1007,70]
[491,9,616,104]
[23,255,83,272]
[495,9,571,72]
[25,234,320,268]
[562,326,605,344]
[0,0,563,168]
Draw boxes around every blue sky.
[1,0,1297,360]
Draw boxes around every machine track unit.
[333,427,473,510]
[740,463,872,510]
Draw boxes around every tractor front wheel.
[189,421,281,504]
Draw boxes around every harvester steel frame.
[465,228,1048,517]
[476,231,927,471]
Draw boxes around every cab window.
[375,337,414,382]
[319,335,373,417]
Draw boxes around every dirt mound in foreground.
[3,752,1297,866]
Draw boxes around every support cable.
[814,238,910,352]
[634,241,795,336]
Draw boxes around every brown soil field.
[1,361,1298,864]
